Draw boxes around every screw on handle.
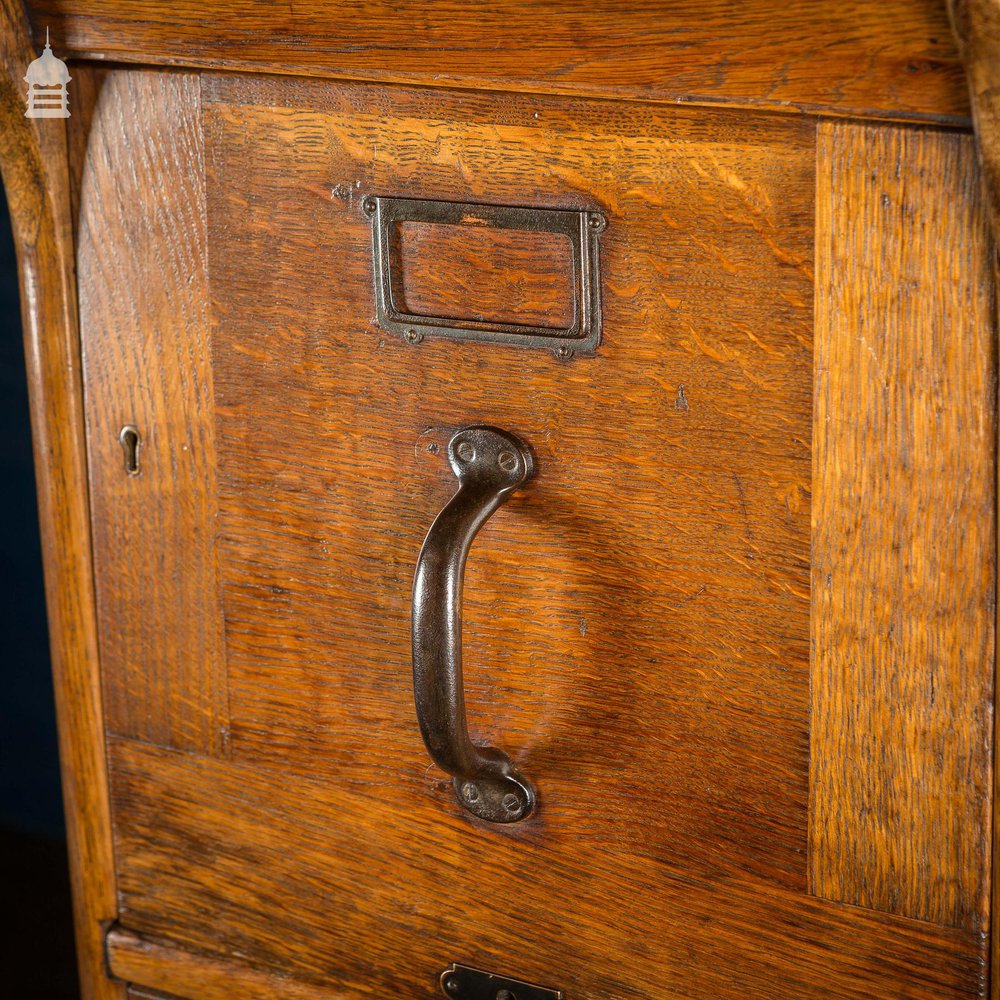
[412,425,536,823]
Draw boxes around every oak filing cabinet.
[3,0,1000,997]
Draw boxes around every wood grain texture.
[77,69,229,753]
[0,3,123,998]
[24,0,969,125]
[110,738,989,998]
[64,55,996,999]
[810,122,996,931]
[66,61,108,246]
[944,4,1000,990]
[394,222,575,329]
[205,73,815,893]
[110,928,355,1000]
[949,0,1000,239]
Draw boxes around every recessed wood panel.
[203,74,815,896]
[810,122,996,930]
[77,69,229,754]
[26,0,969,124]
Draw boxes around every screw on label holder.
[365,194,604,355]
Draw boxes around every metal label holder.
[364,195,604,358]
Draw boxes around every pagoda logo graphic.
[24,29,70,119]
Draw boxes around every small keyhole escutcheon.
[119,425,141,476]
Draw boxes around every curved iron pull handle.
[412,425,536,823]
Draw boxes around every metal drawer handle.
[412,425,536,823]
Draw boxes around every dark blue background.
[1,186,79,997]
[0,187,65,841]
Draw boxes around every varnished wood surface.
[76,68,229,754]
[110,738,988,999]
[110,927,355,999]
[949,0,1000,238]
[394,222,575,329]
[949,2,1000,991]
[25,0,970,125]
[810,122,996,931]
[70,66,994,994]
[0,2,123,997]
[204,73,816,893]
[53,36,996,999]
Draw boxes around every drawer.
[72,68,995,998]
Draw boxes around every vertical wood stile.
[0,1,123,996]
[811,121,996,932]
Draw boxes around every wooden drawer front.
[207,74,814,885]
[77,69,995,998]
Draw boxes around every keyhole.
[119,425,141,476]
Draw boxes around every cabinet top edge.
[27,0,972,128]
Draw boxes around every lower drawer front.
[76,66,995,998]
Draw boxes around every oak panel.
[810,122,996,930]
[77,69,228,753]
[25,0,968,124]
[110,739,988,999]
[948,0,1000,241]
[204,74,815,893]
[110,929,356,1000]
[394,222,576,329]
[947,0,1000,987]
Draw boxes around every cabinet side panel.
[78,68,228,754]
[0,4,123,996]
[810,121,997,930]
